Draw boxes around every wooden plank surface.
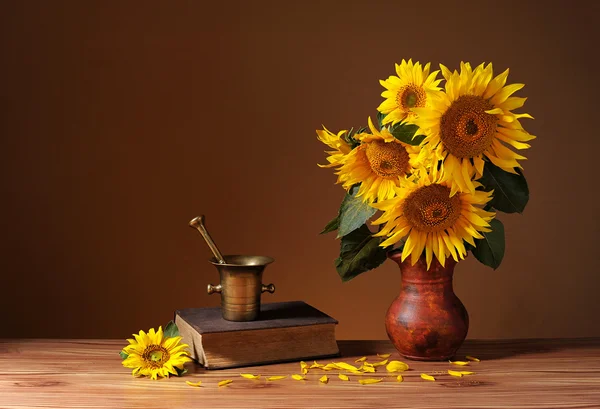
[1,338,599,409]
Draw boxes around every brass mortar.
[207,255,275,322]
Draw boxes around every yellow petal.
[335,362,359,371]
[310,361,324,368]
[359,378,383,385]
[420,374,436,381]
[448,370,463,377]
[460,371,475,375]
[319,375,329,384]
[322,363,340,371]
[354,356,367,363]
[466,356,480,362]
[372,359,388,367]
[240,373,260,380]
[377,353,391,359]
[449,360,470,366]
[185,380,202,387]
[218,379,233,387]
[291,374,306,381]
[266,376,287,381]
[339,374,349,381]
[396,375,404,382]
[386,360,410,372]
[359,365,376,373]
[301,367,308,375]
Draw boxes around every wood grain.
[1,338,599,408]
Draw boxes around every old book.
[174,301,339,369]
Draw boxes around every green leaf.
[478,162,529,213]
[164,321,179,338]
[471,219,505,269]
[337,187,377,238]
[377,112,387,129]
[320,215,339,235]
[119,351,129,360]
[335,224,389,282]
[175,366,188,377]
[389,123,425,145]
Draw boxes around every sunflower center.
[365,141,410,178]
[439,95,497,158]
[142,345,170,368]
[397,85,426,111]
[402,184,461,233]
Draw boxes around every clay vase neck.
[385,251,469,361]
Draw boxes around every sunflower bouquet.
[317,60,534,281]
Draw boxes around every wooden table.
[1,338,599,408]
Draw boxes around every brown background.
[1,0,599,340]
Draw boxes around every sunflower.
[412,62,535,195]
[121,326,191,380]
[316,126,352,168]
[372,171,495,269]
[336,117,421,203]
[377,59,442,126]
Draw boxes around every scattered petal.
[266,376,287,381]
[386,360,410,372]
[359,378,383,385]
[335,362,359,371]
[319,375,329,384]
[322,363,340,371]
[466,356,480,362]
[460,371,475,375]
[354,356,367,363]
[377,353,391,359]
[396,375,404,382]
[240,373,260,380]
[372,359,388,367]
[338,374,349,381]
[300,361,309,374]
[420,374,436,381]
[448,370,463,377]
[359,365,375,373]
[218,379,233,387]
[310,361,324,369]
[185,380,202,387]
[449,360,470,366]
[291,374,306,381]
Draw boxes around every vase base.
[400,353,456,361]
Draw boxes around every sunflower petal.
[359,378,383,385]
[266,376,287,381]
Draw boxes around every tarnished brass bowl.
[207,255,275,322]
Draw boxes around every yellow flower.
[372,171,495,268]
[336,117,421,203]
[121,327,191,380]
[412,62,535,195]
[378,59,442,126]
[316,126,352,168]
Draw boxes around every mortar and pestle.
[189,215,275,322]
